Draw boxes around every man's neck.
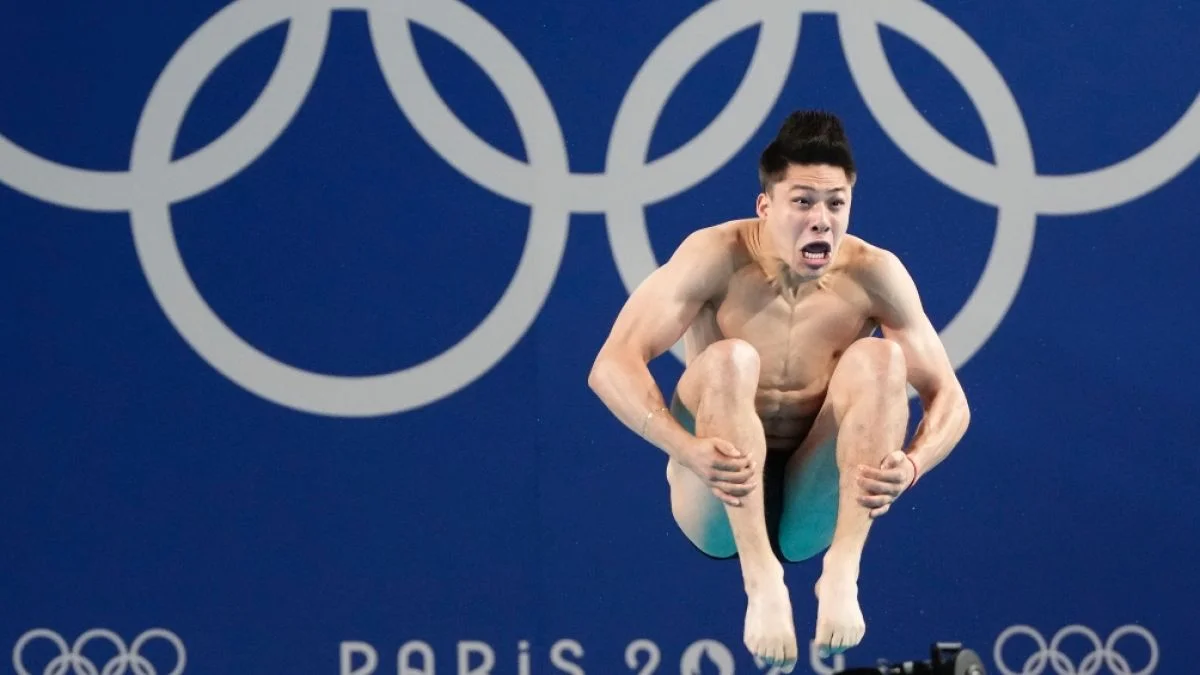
[772,260,820,303]
[754,220,818,302]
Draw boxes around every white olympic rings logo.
[994,625,1159,675]
[1,0,1198,417]
[13,628,187,675]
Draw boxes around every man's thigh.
[666,390,794,561]
[663,337,794,559]
[777,399,842,563]
[664,392,739,559]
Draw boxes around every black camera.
[835,642,987,675]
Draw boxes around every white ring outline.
[0,1,329,212]
[128,0,571,417]
[604,0,806,363]
[838,0,1038,370]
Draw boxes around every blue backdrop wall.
[3,1,1198,674]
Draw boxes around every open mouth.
[800,241,831,267]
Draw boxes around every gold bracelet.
[640,406,669,437]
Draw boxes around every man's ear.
[755,191,769,219]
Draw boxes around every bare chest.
[712,272,876,415]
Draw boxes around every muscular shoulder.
[665,219,756,285]
[845,236,902,280]
[636,219,761,307]
[843,236,917,317]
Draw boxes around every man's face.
[756,163,852,279]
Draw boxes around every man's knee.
[678,339,760,411]
[701,338,761,393]
[839,337,906,392]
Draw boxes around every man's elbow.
[953,385,971,435]
[927,377,971,435]
[589,345,643,398]
[587,356,606,394]
[587,348,619,396]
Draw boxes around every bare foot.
[813,574,866,657]
[743,578,799,673]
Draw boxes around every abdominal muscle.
[683,300,848,454]
[756,386,825,452]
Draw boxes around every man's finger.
[715,466,755,484]
[712,457,752,472]
[857,476,900,496]
[870,504,891,518]
[712,487,742,506]
[860,466,905,484]
[712,441,744,458]
[857,494,892,508]
[709,462,753,481]
[859,465,901,481]
[713,480,757,498]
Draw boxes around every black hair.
[757,110,856,193]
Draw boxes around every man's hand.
[855,450,916,518]
[678,437,758,507]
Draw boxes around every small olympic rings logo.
[12,628,187,675]
[993,624,1158,675]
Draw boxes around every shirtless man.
[587,110,971,671]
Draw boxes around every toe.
[815,629,831,653]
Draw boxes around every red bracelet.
[905,455,919,489]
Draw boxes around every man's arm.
[863,249,971,481]
[588,228,731,460]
